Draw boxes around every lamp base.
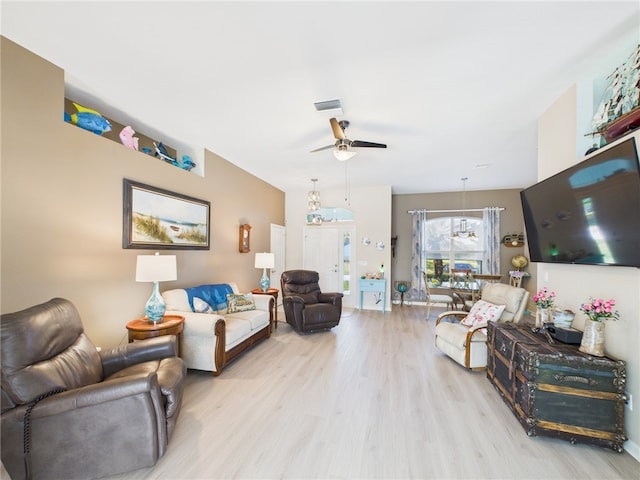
[259,268,270,292]
[145,282,166,322]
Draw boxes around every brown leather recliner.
[280,270,343,333]
[1,298,186,480]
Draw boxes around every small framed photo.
[123,179,210,250]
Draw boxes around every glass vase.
[579,319,606,357]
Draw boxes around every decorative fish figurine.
[154,142,176,163]
[119,126,139,150]
[64,102,112,135]
[178,155,196,171]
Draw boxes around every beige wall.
[538,85,640,458]
[391,189,534,299]
[1,37,284,349]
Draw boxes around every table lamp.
[136,252,177,322]
[254,252,275,292]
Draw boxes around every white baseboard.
[624,438,639,461]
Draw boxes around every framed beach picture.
[123,179,210,250]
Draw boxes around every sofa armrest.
[6,373,167,480]
[435,311,468,326]
[319,292,343,307]
[252,294,273,313]
[31,372,163,417]
[165,310,225,337]
[100,336,178,377]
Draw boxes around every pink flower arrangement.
[533,287,555,308]
[580,298,619,322]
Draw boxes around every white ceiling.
[2,1,639,195]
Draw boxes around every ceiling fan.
[311,117,387,161]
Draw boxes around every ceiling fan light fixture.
[334,145,356,162]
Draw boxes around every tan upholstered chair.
[434,283,530,370]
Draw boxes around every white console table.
[359,278,386,314]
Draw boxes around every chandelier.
[308,178,322,224]
[452,177,477,238]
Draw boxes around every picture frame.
[239,224,251,253]
[123,178,210,250]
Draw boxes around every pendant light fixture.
[452,177,476,238]
[308,178,323,224]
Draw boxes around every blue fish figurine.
[154,142,176,163]
[64,102,112,135]
[179,155,196,171]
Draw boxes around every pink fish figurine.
[119,126,139,150]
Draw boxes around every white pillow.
[460,300,506,328]
[193,296,215,314]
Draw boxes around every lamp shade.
[136,253,177,282]
[333,148,356,162]
[254,252,275,269]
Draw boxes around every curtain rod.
[407,207,505,214]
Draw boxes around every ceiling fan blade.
[330,117,345,140]
[351,140,387,149]
[310,144,336,153]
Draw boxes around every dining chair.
[509,272,524,288]
[422,271,454,319]
[449,268,475,311]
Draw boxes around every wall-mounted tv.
[521,133,640,268]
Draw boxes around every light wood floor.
[78,306,640,478]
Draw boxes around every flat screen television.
[521,133,640,268]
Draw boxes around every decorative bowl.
[553,310,575,328]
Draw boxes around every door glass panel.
[342,231,351,295]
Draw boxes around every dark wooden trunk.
[487,321,627,452]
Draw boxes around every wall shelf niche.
[63,97,204,177]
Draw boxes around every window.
[342,231,352,294]
[423,217,483,287]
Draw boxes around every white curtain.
[410,210,428,301]
[482,207,501,274]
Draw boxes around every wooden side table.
[251,288,279,329]
[126,315,185,356]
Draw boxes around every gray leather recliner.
[280,270,343,333]
[1,298,186,480]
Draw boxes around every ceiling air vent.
[314,99,343,116]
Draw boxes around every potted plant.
[532,287,555,328]
[578,298,619,357]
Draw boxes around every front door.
[303,227,340,292]
[303,226,355,305]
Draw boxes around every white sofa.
[162,283,273,376]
